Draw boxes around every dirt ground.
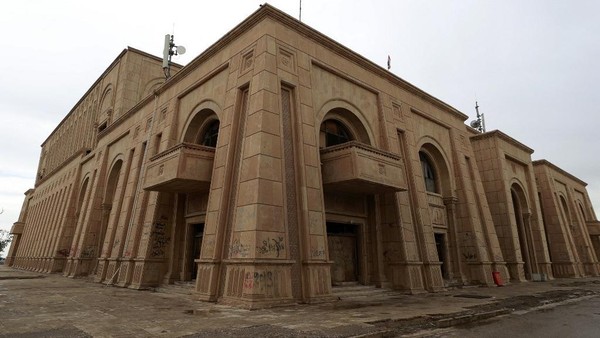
[1,266,599,337]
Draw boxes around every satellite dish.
[176,46,186,55]
[470,120,481,129]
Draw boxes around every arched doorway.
[94,159,123,276]
[171,109,219,282]
[510,183,533,280]
[63,177,91,275]
[418,143,455,282]
[318,108,373,286]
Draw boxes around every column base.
[552,262,579,278]
[127,258,164,290]
[388,262,427,293]
[506,262,528,282]
[195,260,221,302]
[466,261,495,286]
[302,261,335,304]
[49,257,67,273]
[219,260,295,309]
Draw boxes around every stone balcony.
[320,141,407,194]
[143,142,215,193]
[11,221,24,235]
[587,220,600,236]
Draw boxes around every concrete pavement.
[1,265,599,337]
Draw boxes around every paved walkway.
[1,265,599,337]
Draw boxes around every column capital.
[443,196,459,206]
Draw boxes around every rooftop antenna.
[162,34,186,79]
[470,101,486,133]
[299,0,302,21]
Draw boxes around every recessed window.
[200,121,220,147]
[320,119,352,147]
[578,203,587,222]
[154,133,162,155]
[559,195,571,225]
[98,121,108,132]
[419,152,437,193]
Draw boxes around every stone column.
[444,196,464,283]
[94,203,112,281]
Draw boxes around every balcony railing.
[320,141,407,194]
[143,142,215,193]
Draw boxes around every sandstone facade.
[7,5,600,308]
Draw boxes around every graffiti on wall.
[81,246,96,258]
[310,247,326,258]
[150,222,170,258]
[229,238,250,258]
[256,236,285,257]
[243,270,276,295]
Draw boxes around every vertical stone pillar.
[6,223,24,266]
[219,67,296,308]
[6,189,33,266]
[195,84,248,302]
[372,196,390,288]
[94,203,112,281]
[444,196,464,282]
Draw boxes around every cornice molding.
[533,159,587,186]
[470,129,534,154]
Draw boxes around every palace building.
[7,4,600,308]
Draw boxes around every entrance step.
[332,284,398,301]
[154,280,195,295]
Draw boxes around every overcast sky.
[1,0,599,239]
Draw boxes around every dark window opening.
[326,222,356,235]
[320,119,352,147]
[559,196,571,225]
[434,233,448,278]
[98,121,108,133]
[419,152,437,193]
[190,223,205,279]
[200,121,220,147]
[154,133,162,155]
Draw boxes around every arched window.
[578,203,587,222]
[419,152,437,193]
[199,120,220,147]
[320,119,352,147]
[559,195,571,225]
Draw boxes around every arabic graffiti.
[256,237,285,257]
[150,222,170,258]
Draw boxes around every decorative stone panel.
[222,263,294,309]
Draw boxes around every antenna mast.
[162,34,186,79]
[299,0,302,21]
[470,101,486,133]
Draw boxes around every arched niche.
[317,100,374,147]
[558,194,572,225]
[510,181,533,280]
[104,157,124,204]
[99,85,114,115]
[76,176,91,218]
[417,140,452,196]
[509,180,530,211]
[181,101,222,145]
[141,77,164,100]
